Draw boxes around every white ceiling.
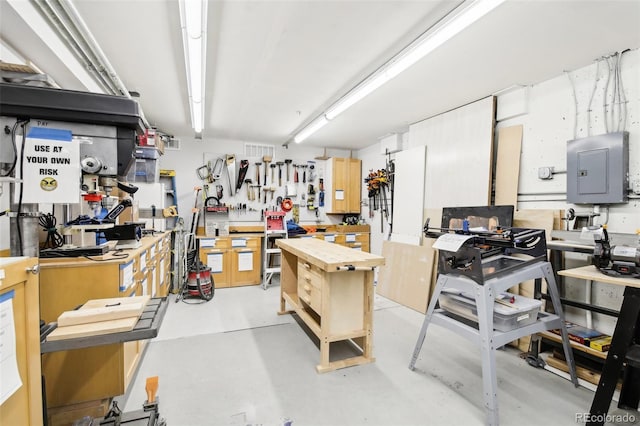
[1,0,639,150]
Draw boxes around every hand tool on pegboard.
[285,159,292,182]
[364,168,390,231]
[254,162,262,185]
[236,159,249,192]
[244,179,253,200]
[263,155,272,185]
[225,154,236,196]
[276,161,284,186]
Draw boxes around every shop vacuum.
[181,238,214,303]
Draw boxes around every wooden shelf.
[539,330,607,360]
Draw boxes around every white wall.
[357,48,639,336]
[157,137,352,232]
[498,49,639,230]
[495,48,640,334]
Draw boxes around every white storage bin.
[439,290,542,332]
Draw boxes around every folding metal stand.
[409,261,578,426]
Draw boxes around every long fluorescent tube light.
[294,116,329,143]
[325,71,391,120]
[179,0,207,134]
[296,0,505,142]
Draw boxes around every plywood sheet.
[494,125,523,207]
[410,96,495,210]
[391,145,427,244]
[376,240,436,314]
[511,209,563,351]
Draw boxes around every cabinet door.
[229,237,260,286]
[327,158,362,214]
[346,158,362,213]
[0,258,42,426]
[331,158,348,213]
[200,248,230,288]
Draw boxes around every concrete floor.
[121,285,638,426]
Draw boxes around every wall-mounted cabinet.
[323,157,362,214]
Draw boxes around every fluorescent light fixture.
[294,116,329,143]
[179,0,207,134]
[385,0,505,80]
[294,0,505,142]
[325,72,391,120]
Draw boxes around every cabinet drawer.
[335,233,369,251]
[297,279,322,314]
[230,236,259,249]
[198,236,230,249]
[297,261,323,289]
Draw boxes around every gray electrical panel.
[566,131,629,204]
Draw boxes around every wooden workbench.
[276,238,384,373]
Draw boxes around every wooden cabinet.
[324,157,362,214]
[0,257,43,426]
[198,236,261,288]
[334,233,369,252]
[277,238,384,373]
[39,233,168,408]
[296,230,370,253]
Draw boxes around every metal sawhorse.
[409,260,578,425]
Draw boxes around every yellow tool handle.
[146,376,158,403]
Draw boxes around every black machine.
[593,227,640,278]
[424,219,548,285]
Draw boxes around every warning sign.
[19,127,79,204]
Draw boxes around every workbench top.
[39,232,169,267]
[559,265,640,289]
[276,238,384,272]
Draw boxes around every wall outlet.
[538,166,554,180]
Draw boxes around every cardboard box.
[139,129,165,155]
[117,199,139,223]
[590,336,612,352]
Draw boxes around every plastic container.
[126,158,159,183]
[134,146,161,159]
[438,290,542,332]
